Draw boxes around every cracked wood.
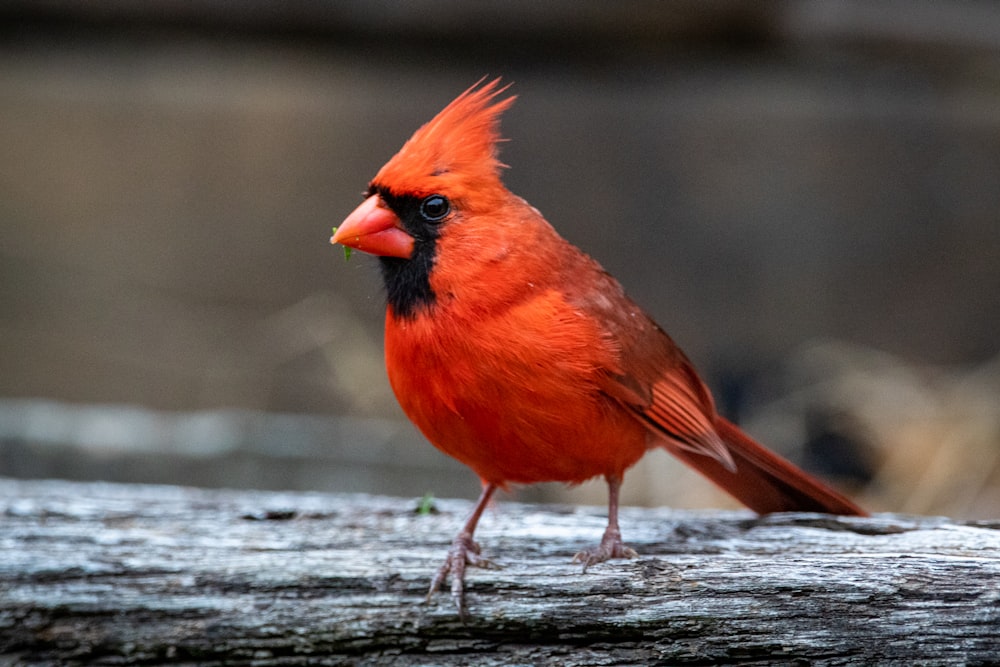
[2,478,999,665]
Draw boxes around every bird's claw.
[572,529,638,573]
[426,531,499,617]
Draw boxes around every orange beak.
[331,194,415,259]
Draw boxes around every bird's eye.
[420,195,450,222]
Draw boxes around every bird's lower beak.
[331,194,414,259]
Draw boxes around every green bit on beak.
[332,227,351,261]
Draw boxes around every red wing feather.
[600,360,736,472]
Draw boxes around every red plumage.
[332,79,865,614]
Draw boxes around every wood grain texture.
[2,477,999,665]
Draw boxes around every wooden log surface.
[2,477,999,665]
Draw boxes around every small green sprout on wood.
[415,492,438,516]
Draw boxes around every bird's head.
[331,78,516,261]
[331,78,518,317]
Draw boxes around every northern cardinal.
[332,79,866,614]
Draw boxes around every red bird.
[332,79,866,614]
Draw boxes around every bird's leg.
[573,473,638,572]
[427,482,499,616]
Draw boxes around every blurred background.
[2,1,999,518]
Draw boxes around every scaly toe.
[426,532,501,617]
[572,540,637,572]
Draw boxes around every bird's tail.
[664,416,867,516]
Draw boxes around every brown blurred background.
[2,1,999,517]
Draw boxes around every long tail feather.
[664,416,867,516]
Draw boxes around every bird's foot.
[572,527,637,573]
[426,531,499,618]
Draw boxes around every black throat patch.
[374,187,443,319]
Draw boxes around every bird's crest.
[373,78,516,201]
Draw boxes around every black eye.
[419,195,450,222]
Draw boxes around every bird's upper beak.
[331,194,414,259]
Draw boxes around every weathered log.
[1,477,999,665]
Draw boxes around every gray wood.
[2,477,999,665]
